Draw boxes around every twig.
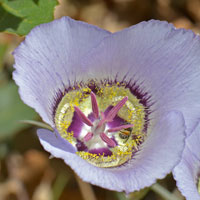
[53,173,71,200]
[115,192,130,200]
[18,120,53,131]
[75,174,97,200]
[151,183,181,200]
[172,188,184,200]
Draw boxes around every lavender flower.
[173,122,200,200]
[13,16,200,193]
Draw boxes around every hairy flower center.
[55,82,146,168]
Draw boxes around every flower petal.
[186,122,200,161]
[173,122,200,200]
[37,111,185,193]
[37,129,77,155]
[13,17,110,126]
[82,20,200,135]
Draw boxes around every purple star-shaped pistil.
[74,92,133,147]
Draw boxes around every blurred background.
[0,0,200,199]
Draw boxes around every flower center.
[74,93,133,148]
[55,82,147,168]
[198,177,200,194]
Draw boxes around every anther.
[100,132,116,147]
[91,91,99,119]
[107,124,133,133]
[98,96,128,127]
[83,132,93,142]
[74,106,93,127]
[101,112,105,120]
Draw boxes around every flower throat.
[55,82,146,168]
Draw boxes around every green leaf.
[0,0,58,36]
[0,81,38,140]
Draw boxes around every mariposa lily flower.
[173,122,200,200]
[13,16,200,193]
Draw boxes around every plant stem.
[19,120,53,131]
[53,173,70,200]
[151,183,181,200]
[115,192,130,200]
[75,174,97,200]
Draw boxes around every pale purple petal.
[13,17,110,126]
[173,122,200,200]
[82,20,200,135]
[38,111,185,193]
[37,129,77,155]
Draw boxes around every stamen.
[74,106,93,127]
[98,97,128,127]
[91,92,99,119]
[100,132,116,147]
[55,83,146,168]
[107,124,134,133]
[83,132,93,142]
[106,96,128,121]
[101,112,105,120]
